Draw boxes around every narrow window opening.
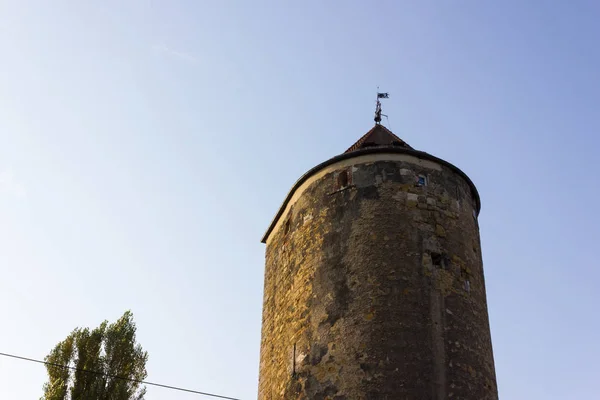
[416,175,427,186]
[284,218,291,235]
[431,253,450,270]
[461,268,471,292]
[338,170,349,188]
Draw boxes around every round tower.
[258,124,498,399]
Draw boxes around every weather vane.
[374,89,389,124]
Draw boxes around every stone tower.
[258,123,498,399]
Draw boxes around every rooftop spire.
[374,90,389,124]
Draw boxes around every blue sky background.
[1,1,599,399]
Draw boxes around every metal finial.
[375,90,389,124]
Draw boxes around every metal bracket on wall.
[292,343,297,377]
[327,184,356,196]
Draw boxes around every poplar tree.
[41,311,148,400]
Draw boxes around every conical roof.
[344,124,412,154]
[261,122,482,243]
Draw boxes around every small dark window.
[461,268,471,292]
[431,252,442,267]
[431,253,450,270]
[284,218,291,235]
[338,170,349,187]
[416,175,427,186]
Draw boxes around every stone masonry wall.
[258,155,498,400]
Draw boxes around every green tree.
[41,311,148,400]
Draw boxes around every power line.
[0,351,241,400]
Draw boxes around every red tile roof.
[344,124,413,154]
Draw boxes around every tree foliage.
[41,311,148,400]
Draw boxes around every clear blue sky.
[1,1,599,399]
